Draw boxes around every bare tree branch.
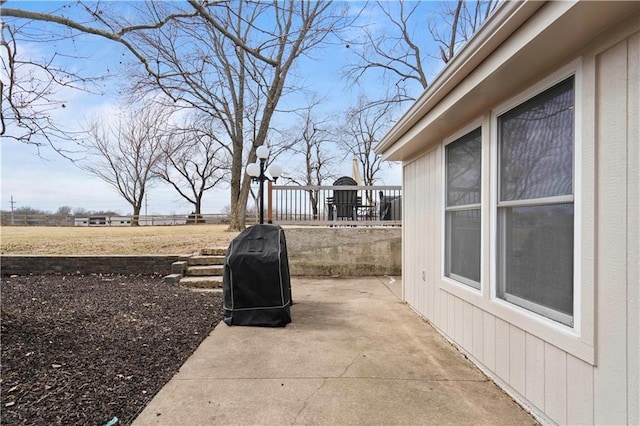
[277,96,338,219]
[339,94,393,188]
[186,0,278,67]
[345,0,498,105]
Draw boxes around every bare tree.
[155,117,230,217]
[283,98,337,219]
[55,205,73,216]
[339,94,393,204]
[124,1,349,230]
[80,102,167,226]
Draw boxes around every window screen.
[445,128,482,289]
[496,77,575,326]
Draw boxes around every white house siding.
[403,146,441,320]
[627,31,640,426]
[401,23,639,426]
[593,31,639,425]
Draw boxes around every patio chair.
[327,176,359,221]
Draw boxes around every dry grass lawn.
[0,225,240,255]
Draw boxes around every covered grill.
[223,224,292,327]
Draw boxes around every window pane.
[497,204,574,325]
[499,77,574,201]
[446,128,481,207]
[446,209,481,288]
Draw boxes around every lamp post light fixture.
[246,145,282,224]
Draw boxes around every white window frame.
[442,121,484,292]
[436,59,594,364]
[490,59,585,338]
[495,75,576,327]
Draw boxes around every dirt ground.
[0,225,240,255]
[0,274,224,425]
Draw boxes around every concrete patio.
[133,277,537,425]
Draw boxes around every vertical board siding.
[567,354,594,425]
[425,150,435,320]
[525,333,545,411]
[472,306,484,361]
[454,297,464,344]
[447,292,456,337]
[412,157,423,315]
[404,159,418,312]
[626,32,640,426]
[413,151,423,316]
[544,343,568,424]
[495,318,510,383]
[403,148,440,324]
[509,326,526,396]
[463,301,474,352]
[430,148,441,322]
[593,39,629,425]
[483,311,496,373]
[421,150,431,318]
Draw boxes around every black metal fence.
[267,185,402,226]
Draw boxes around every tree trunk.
[131,205,141,226]
[227,135,246,231]
[228,185,249,230]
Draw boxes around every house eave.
[375,0,542,159]
[376,0,640,162]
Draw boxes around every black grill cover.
[223,224,292,327]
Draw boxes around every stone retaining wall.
[285,227,401,276]
[1,255,181,276]
[1,227,402,277]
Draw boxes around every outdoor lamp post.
[246,145,282,224]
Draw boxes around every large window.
[496,77,575,326]
[445,128,482,289]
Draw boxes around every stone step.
[164,273,183,285]
[188,255,225,266]
[201,247,227,256]
[186,265,224,276]
[180,275,224,289]
[189,288,223,294]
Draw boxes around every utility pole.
[10,195,15,225]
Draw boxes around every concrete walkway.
[133,277,537,425]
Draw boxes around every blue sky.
[1,1,443,215]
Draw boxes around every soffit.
[378,1,640,162]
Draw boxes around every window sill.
[437,277,595,365]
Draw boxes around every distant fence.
[1,185,402,227]
[0,213,229,227]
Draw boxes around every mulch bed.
[1,274,224,425]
